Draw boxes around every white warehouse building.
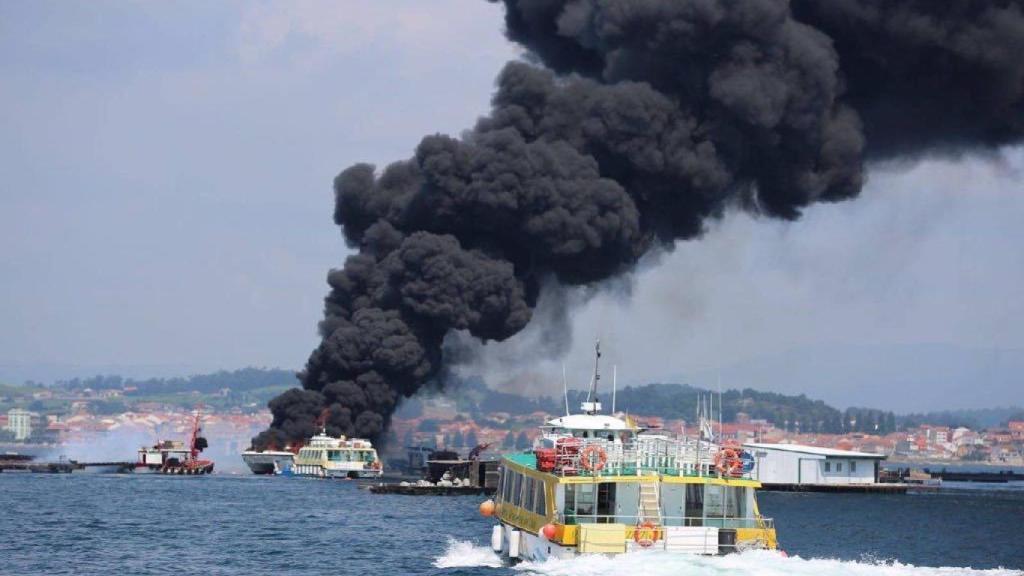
[744,443,887,485]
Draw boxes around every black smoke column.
[254,0,1024,449]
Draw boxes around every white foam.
[514,550,1023,576]
[433,538,503,569]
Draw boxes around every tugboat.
[480,342,778,561]
[135,410,214,475]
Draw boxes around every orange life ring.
[714,447,743,477]
[578,445,607,472]
[633,520,659,547]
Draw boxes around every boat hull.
[133,462,214,475]
[241,451,295,475]
[497,521,776,562]
[292,464,383,479]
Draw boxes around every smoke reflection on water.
[433,542,1024,576]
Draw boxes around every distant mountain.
[696,342,1024,413]
[898,407,1024,429]
[53,367,298,395]
[0,362,228,386]
[565,383,896,434]
[8,363,1021,430]
[421,378,896,434]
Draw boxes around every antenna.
[612,364,617,413]
[582,340,602,415]
[718,372,723,445]
[588,340,601,403]
[562,363,570,416]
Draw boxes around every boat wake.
[516,550,1022,576]
[433,542,1022,575]
[433,538,503,569]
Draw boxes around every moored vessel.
[292,428,383,479]
[135,410,214,475]
[241,448,296,475]
[482,342,778,562]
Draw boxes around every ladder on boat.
[637,480,663,545]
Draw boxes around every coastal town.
[3,377,1022,468]
[385,397,1024,467]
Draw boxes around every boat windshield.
[327,450,377,462]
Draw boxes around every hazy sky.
[2,2,1022,411]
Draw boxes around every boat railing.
[554,514,776,552]
[560,514,773,530]
[537,436,752,479]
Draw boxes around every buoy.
[779,550,788,558]
[479,499,496,517]
[541,523,558,540]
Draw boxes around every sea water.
[1,474,1021,575]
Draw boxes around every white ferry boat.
[241,449,296,475]
[292,428,383,479]
[480,343,778,561]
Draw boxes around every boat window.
[564,484,576,520]
[533,480,546,516]
[502,469,514,504]
[596,483,615,523]
[705,484,725,517]
[724,486,742,518]
[328,450,341,461]
[512,472,523,507]
[575,484,595,521]
[684,484,703,526]
[496,468,505,501]
[562,483,615,524]
[523,477,535,512]
[703,484,744,525]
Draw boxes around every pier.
[368,483,496,496]
[0,459,134,474]
[883,467,1024,484]
[758,483,927,494]
[923,469,1024,483]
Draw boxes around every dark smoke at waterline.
[253,0,1024,449]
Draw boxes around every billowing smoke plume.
[254,0,1024,449]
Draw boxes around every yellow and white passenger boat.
[481,344,777,561]
[292,428,383,479]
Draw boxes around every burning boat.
[135,411,214,475]
[480,342,778,561]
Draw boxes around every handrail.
[559,513,774,529]
[533,436,754,479]
[562,515,777,552]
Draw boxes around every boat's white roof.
[743,442,886,459]
[546,414,633,431]
[305,434,376,449]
